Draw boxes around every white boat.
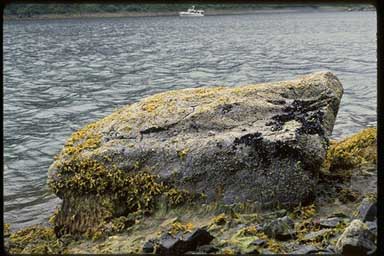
[179,6,204,17]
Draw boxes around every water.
[3,10,376,229]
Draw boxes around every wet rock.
[357,198,377,222]
[263,216,295,241]
[320,217,343,228]
[48,72,343,234]
[335,219,376,256]
[156,228,214,255]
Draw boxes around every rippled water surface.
[4,10,376,229]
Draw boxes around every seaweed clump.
[8,225,64,254]
[323,127,376,172]
[49,154,198,237]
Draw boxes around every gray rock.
[290,245,319,254]
[263,216,295,241]
[335,219,376,256]
[320,217,343,228]
[48,72,343,233]
[357,198,377,222]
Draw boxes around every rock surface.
[335,219,376,255]
[47,72,343,235]
[263,216,295,241]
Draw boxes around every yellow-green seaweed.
[324,127,376,171]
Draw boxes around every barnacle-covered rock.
[48,72,343,235]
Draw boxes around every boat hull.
[179,12,204,17]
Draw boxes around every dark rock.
[357,198,377,222]
[143,240,155,253]
[335,220,376,256]
[320,217,343,228]
[263,216,295,241]
[156,228,214,255]
[184,229,214,244]
[250,239,266,247]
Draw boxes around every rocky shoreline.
[4,73,377,255]
[4,127,377,254]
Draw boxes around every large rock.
[48,72,343,235]
[335,219,376,255]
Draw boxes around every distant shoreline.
[3,7,374,21]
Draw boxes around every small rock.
[357,198,377,222]
[263,216,295,241]
[335,219,376,255]
[320,217,343,228]
[290,245,319,254]
[207,131,216,136]
[143,240,155,253]
[250,239,266,247]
